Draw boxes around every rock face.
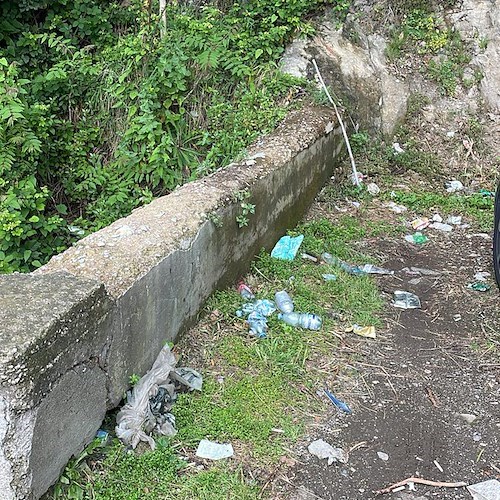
[281,23,410,138]
[449,0,500,113]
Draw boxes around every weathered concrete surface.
[1,106,345,498]
[0,273,111,500]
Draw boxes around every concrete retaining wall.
[0,106,344,499]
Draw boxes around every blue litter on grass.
[324,389,352,414]
[271,235,304,261]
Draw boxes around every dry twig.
[375,477,468,496]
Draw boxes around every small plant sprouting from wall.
[233,189,256,228]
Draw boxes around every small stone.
[377,451,389,461]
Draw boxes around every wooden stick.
[311,58,360,187]
[375,477,468,495]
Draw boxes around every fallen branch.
[375,477,468,496]
[311,58,360,187]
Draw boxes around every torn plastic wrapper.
[196,439,234,460]
[351,324,376,339]
[271,235,304,260]
[115,345,202,450]
[393,290,421,309]
[308,439,348,465]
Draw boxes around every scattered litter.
[349,324,376,339]
[446,180,464,193]
[472,432,481,442]
[115,345,202,449]
[393,291,421,309]
[236,299,275,318]
[457,413,478,425]
[271,235,304,260]
[238,282,255,300]
[321,252,366,276]
[301,252,318,262]
[467,479,500,500]
[430,222,453,232]
[468,282,491,292]
[391,486,405,493]
[279,312,322,330]
[377,451,389,461]
[245,159,256,166]
[323,389,352,414]
[247,311,268,338]
[360,264,394,275]
[247,152,266,160]
[275,290,294,313]
[446,131,455,138]
[385,201,407,213]
[411,217,430,230]
[392,142,405,154]
[404,232,429,245]
[432,213,443,223]
[375,477,468,496]
[96,429,109,441]
[453,314,462,322]
[322,273,338,281]
[408,481,416,491]
[474,271,490,282]
[446,215,462,225]
[349,200,361,209]
[479,189,494,197]
[351,171,364,185]
[408,278,422,285]
[434,460,444,473]
[308,439,348,465]
[367,182,380,195]
[402,267,441,276]
[196,439,234,460]
[68,225,85,236]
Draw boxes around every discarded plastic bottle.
[278,312,322,330]
[321,253,366,276]
[275,290,294,313]
[238,282,255,301]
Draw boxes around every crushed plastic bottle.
[321,253,366,276]
[360,264,394,275]
[275,290,294,314]
[247,311,267,338]
[238,282,255,301]
[278,312,322,330]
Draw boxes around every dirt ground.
[277,196,500,499]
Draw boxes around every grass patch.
[48,217,385,499]
[389,190,494,230]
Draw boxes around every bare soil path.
[285,204,500,499]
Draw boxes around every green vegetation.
[0,0,343,273]
[386,7,471,95]
[48,217,384,499]
[389,190,494,231]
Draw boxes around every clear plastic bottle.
[278,312,322,330]
[274,290,294,313]
[247,311,267,338]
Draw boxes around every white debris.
[457,413,477,424]
[446,180,464,193]
[385,201,407,213]
[308,439,348,465]
[392,142,405,154]
[467,479,500,500]
[367,182,380,195]
[196,440,234,460]
[446,215,462,225]
[377,451,389,461]
[430,222,453,232]
[474,272,491,282]
[432,213,443,223]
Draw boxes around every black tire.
[493,184,500,288]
